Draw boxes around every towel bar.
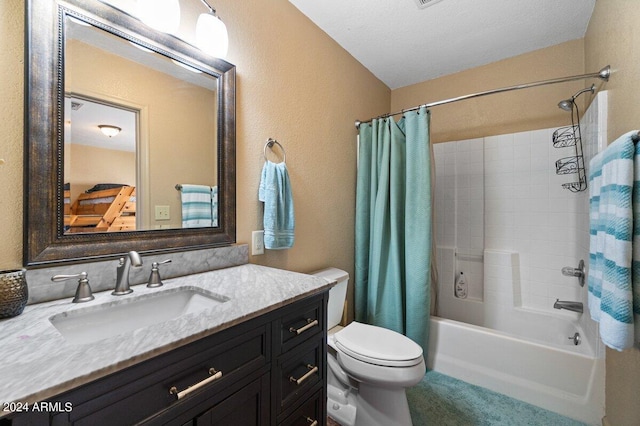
[264,138,286,163]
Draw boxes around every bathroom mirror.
[25,0,236,265]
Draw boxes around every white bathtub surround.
[428,317,605,425]
[434,100,607,317]
[432,92,608,335]
[429,92,608,424]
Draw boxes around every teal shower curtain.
[355,106,432,355]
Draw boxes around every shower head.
[558,99,573,111]
[557,84,596,111]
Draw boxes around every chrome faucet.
[112,251,143,295]
[553,299,583,313]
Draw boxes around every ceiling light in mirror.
[98,124,122,137]
[137,0,180,34]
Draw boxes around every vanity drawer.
[51,323,269,426]
[275,336,324,414]
[277,297,324,353]
[278,388,324,426]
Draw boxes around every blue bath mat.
[407,370,588,426]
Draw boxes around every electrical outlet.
[155,205,170,220]
[252,230,264,255]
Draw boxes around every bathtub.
[427,315,605,425]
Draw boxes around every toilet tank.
[311,267,349,329]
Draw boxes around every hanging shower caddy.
[552,124,587,192]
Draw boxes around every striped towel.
[588,130,640,351]
[180,184,218,228]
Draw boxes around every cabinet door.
[275,336,324,414]
[194,373,270,426]
[278,388,324,426]
[277,298,324,354]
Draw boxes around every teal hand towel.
[259,161,294,249]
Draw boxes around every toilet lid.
[334,322,423,367]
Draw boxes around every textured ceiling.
[288,0,596,89]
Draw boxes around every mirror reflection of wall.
[64,16,218,232]
[64,97,137,200]
[63,96,137,234]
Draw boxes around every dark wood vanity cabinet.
[7,291,328,426]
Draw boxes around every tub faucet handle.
[561,259,585,287]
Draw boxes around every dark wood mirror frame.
[24,0,236,266]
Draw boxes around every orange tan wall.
[585,1,640,424]
[208,0,390,288]
[68,144,136,202]
[0,0,23,269]
[0,0,391,325]
[391,39,586,143]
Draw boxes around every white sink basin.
[49,286,229,345]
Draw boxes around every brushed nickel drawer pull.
[289,318,319,335]
[289,364,318,385]
[169,368,223,400]
[305,417,318,426]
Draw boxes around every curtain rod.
[355,65,611,129]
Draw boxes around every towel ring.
[264,138,286,163]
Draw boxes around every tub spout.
[553,299,583,313]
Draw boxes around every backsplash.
[25,245,249,304]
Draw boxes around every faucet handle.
[51,272,94,303]
[561,259,585,287]
[147,259,171,288]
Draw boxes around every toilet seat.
[334,322,423,368]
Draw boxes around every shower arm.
[355,65,611,128]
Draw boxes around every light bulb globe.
[196,13,229,58]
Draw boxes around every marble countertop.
[0,264,333,412]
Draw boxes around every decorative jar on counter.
[0,269,28,318]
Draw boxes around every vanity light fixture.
[135,0,229,59]
[195,0,229,59]
[137,0,181,34]
[98,125,122,138]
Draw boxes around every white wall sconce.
[195,0,229,59]
[98,124,122,138]
[135,0,229,59]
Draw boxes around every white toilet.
[312,268,426,426]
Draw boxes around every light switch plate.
[155,205,170,220]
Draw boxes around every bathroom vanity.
[1,265,331,425]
